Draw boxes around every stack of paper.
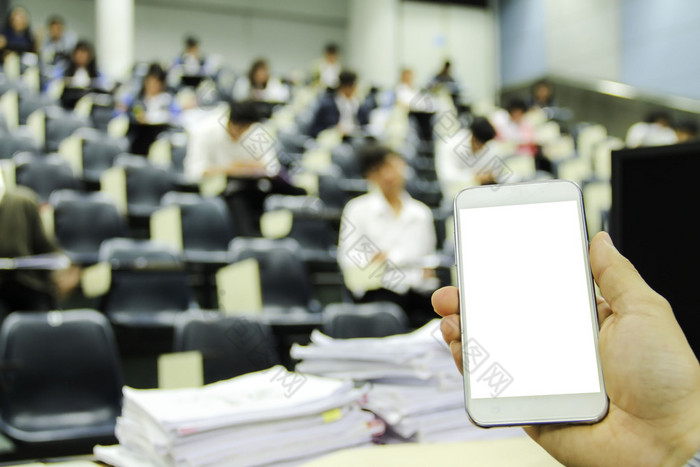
[94,366,384,467]
[291,320,523,443]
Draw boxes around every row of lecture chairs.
[0,303,408,458]
[42,188,342,273]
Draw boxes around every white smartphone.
[453,180,608,427]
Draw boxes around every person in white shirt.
[232,58,290,103]
[311,43,341,90]
[338,144,438,327]
[185,100,280,181]
[395,68,418,109]
[490,98,537,156]
[626,111,678,148]
[185,100,298,235]
[126,63,179,125]
[436,117,498,201]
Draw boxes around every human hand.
[432,231,700,466]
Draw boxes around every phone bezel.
[453,180,608,427]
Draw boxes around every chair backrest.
[174,312,280,384]
[17,92,52,125]
[50,190,129,260]
[98,238,193,314]
[117,157,175,212]
[229,238,312,308]
[318,173,351,210]
[98,237,182,268]
[89,93,116,131]
[0,310,123,436]
[0,128,41,160]
[45,107,91,152]
[331,143,361,179]
[102,270,193,315]
[14,153,81,202]
[81,131,129,179]
[263,195,336,252]
[161,192,235,252]
[322,302,409,338]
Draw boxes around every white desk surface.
[302,435,562,467]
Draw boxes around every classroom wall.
[498,0,547,87]
[498,0,700,100]
[346,0,399,90]
[398,1,497,104]
[621,0,700,100]
[12,0,348,78]
[13,0,496,102]
[544,0,621,82]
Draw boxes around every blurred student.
[395,68,418,109]
[57,40,108,109]
[312,43,341,89]
[626,111,678,148]
[177,36,205,75]
[124,63,179,125]
[528,79,555,110]
[185,100,277,181]
[0,180,79,321]
[0,6,36,56]
[232,58,290,103]
[430,60,455,87]
[433,231,700,467]
[122,63,180,154]
[338,144,437,327]
[436,117,498,200]
[39,14,76,68]
[490,98,537,156]
[675,120,699,143]
[185,100,275,235]
[308,70,370,138]
[428,60,461,106]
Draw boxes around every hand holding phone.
[452,180,607,426]
[435,180,700,466]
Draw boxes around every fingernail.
[600,231,614,246]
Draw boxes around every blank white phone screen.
[459,200,601,399]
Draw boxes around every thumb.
[590,231,668,317]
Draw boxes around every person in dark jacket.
[308,70,370,138]
[0,6,37,57]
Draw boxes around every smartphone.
[453,180,608,427]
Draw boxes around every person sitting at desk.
[57,40,109,109]
[178,35,205,75]
[185,100,291,236]
[308,70,370,138]
[0,6,36,58]
[0,180,79,321]
[171,35,216,86]
[185,100,279,181]
[338,144,438,328]
[436,117,498,200]
[39,14,76,69]
[232,58,290,104]
[395,68,418,109]
[625,110,678,148]
[122,62,180,154]
[490,98,537,156]
[310,43,341,90]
